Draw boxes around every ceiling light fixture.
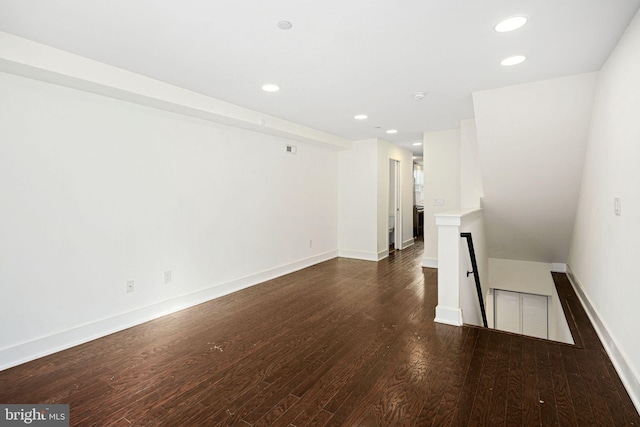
[500,55,526,66]
[386,129,398,134]
[412,142,422,146]
[278,21,292,30]
[495,16,528,33]
[354,114,368,120]
[413,92,426,100]
[261,83,280,92]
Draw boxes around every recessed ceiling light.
[278,21,292,30]
[261,83,280,92]
[500,55,526,66]
[386,129,398,134]
[412,142,422,146]
[495,16,527,33]
[354,114,368,120]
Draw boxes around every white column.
[433,208,483,326]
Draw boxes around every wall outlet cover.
[614,197,621,216]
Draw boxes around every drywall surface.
[0,32,351,150]
[338,138,413,261]
[0,71,338,368]
[460,119,484,209]
[569,9,640,411]
[489,259,555,296]
[422,129,461,267]
[338,139,379,260]
[473,73,597,263]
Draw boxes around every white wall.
[460,119,484,209]
[0,71,339,369]
[338,138,413,261]
[474,73,597,263]
[569,9,640,411]
[422,129,461,267]
[0,32,351,151]
[338,139,378,260]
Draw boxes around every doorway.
[389,159,402,250]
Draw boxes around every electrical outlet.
[286,144,297,154]
[164,271,172,284]
[614,197,621,216]
[309,239,313,248]
[126,280,134,293]
[433,198,445,206]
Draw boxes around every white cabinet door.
[522,293,548,339]
[495,289,521,334]
[494,289,548,339]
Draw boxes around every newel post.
[433,208,483,326]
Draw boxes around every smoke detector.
[413,92,426,100]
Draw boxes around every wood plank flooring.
[1,243,638,426]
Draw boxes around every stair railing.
[460,232,488,328]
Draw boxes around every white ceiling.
[1,0,639,156]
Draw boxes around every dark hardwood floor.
[1,242,638,426]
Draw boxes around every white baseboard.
[566,265,640,415]
[551,262,567,273]
[402,238,415,249]
[434,306,463,326]
[0,250,338,371]
[338,249,379,262]
[422,257,438,268]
